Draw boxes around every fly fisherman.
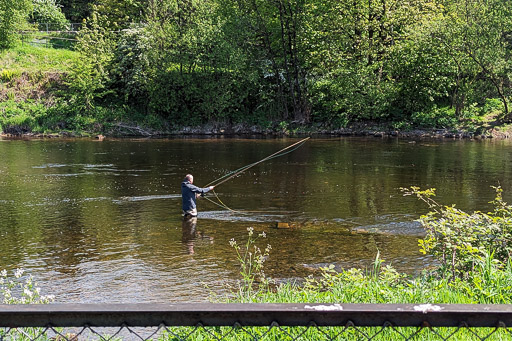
[181,174,214,218]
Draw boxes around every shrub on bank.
[402,186,512,280]
[0,99,45,134]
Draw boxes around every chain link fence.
[1,303,512,340]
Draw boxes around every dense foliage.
[2,0,512,132]
[0,0,32,49]
[62,0,512,129]
[403,186,512,280]
[30,0,68,30]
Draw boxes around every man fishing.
[181,174,214,218]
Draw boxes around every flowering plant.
[1,268,55,304]
[229,227,273,301]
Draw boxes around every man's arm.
[188,184,215,194]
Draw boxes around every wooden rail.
[0,303,511,328]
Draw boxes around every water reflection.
[0,137,510,302]
[181,217,214,255]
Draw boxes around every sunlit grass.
[0,44,78,73]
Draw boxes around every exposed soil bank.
[2,121,510,139]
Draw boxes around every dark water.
[0,136,511,303]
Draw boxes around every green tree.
[138,0,247,123]
[438,0,512,121]
[30,0,69,30]
[66,11,115,112]
[219,0,311,122]
[393,0,512,122]
[304,0,438,124]
[59,0,93,22]
[93,0,147,29]
[0,0,32,49]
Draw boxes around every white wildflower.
[14,268,24,278]
[24,288,34,298]
[0,270,6,277]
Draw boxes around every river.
[0,136,510,303]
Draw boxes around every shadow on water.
[0,137,511,302]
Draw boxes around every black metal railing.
[1,303,512,340]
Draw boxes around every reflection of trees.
[300,139,512,220]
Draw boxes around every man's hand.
[209,186,215,191]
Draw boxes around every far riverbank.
[2,121,511,139]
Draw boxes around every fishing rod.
[205,137,310,188]
[202,137,310,213]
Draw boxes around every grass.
[0,44,78,134]
[243,261,512,305]
[0,44,79,73]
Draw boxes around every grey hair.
[184,174,193,181]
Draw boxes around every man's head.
[185,174,194,183]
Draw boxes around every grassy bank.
[0,44,77,72]
[0,44,75,134]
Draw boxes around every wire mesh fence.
[1,303,512,340]
[2,323,512,341]
[20,33,77,49]
[18,22,81,50]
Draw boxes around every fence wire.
[1,323,512,341]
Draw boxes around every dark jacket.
[181,180,212,211]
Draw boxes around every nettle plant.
[0,268,55,304]
[402,186,512,280]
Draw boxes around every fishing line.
[202,137,310,213]
[203,190,298,214]
[205,137,310,187]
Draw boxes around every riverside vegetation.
[1,0,512,136]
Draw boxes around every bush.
[1,268,54,304]
[0,99,46,133]
[402,186,512,280]
[410,106,458,128]
[0,0,32,49]
[30,0,68,31]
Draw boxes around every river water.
[0,136,510,303]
